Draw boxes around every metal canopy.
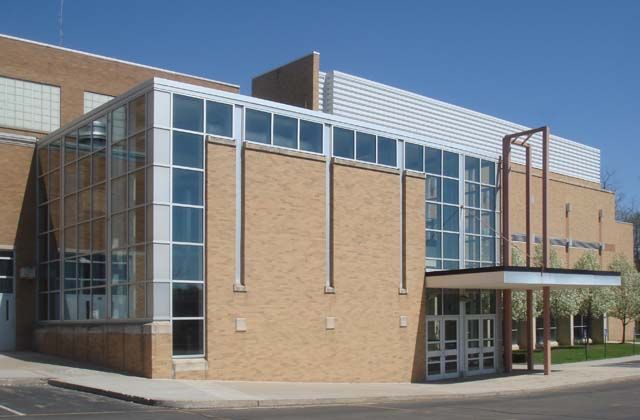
[425,266,621,290]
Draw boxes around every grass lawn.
[514,343,640,364]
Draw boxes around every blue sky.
[3,1,639,204]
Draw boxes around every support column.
[503,289,513,373]
[526,289,534,371]
[543,286,551,375]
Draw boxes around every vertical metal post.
[503,289,513,373]
[542,127,550,269]
[543,286,551,375]
[501,137,511,266]
[525,146,532,267]
[526,289,534,370]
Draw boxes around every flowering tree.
[574,252,614,318]
[608,254,640,343]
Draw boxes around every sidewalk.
[2,352,640,408]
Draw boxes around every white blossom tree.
[574,252,614,318]
[608,254,640,343]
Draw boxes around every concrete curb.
[47,375,640,409]
[0,378,46,386]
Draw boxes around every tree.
[608,254,640,343]
[574,252,614,318]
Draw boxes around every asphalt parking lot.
[0,378,639,419]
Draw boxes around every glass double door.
[465,316,496,375]
[426,316,460,380]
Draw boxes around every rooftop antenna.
[58,0,64,46]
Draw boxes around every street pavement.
[0,378,639,419]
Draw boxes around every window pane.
[442,205,459,232]
[481,186,495,210]
[64,226,76,258]
[481,237,496,263]
[38,146,49,174]
[173,131,203,168]
[111,140,127,178]
[128,95,146,134]
[465,156,480,182]
[78,157,91,190]
[49,292,60,320]
[426,289,441,316]
[173,169,203,205]
[377,137,396,166]
[64,133,77,163]
[299,120,323,153]
[128,170,145,207]
[426,203,441,230]
[206,100,233,137]
[128,246,145,283]
[172,319,203,356]
[333,127,354,159]
[92,183,106,219]
[111,212,127,249]
[465,209,480,234]
[78,222,90,256]
[111,176,127,213]
[50,139,61,170]
[112,106,127,144]
[63,290,77,320]
[273,114,298,149]
[49,170,60,200]
[64,194,76,226]
[173,283,203,317]
[111,249,128,283]
[465,235,480,260]
[443,233,459,260]
[91,287,106,319]
[465,182,480,208]
[481,160,496,185]
[0,259,13,278]
[173,207,203,243]
[405,143,423,171]
[172,245,203,280]
[481,211,495,236]
[111,285,128,319]
[128,207,145,245]
[443,260,460,270]
[426,231,441,259]
[426,259,442,270]
[173,95,203,132]
[92,254,106,286]
[443,289,460,315]
[245,109,271,144]
[425,147,442,174]
[443,151,459,178]
[92,149,106,184]
[92,218,105,253]
[78,189,91,222]
[442,178,459,205]
[92,117,107,151]
[355,132,376,163]
[78,124,92,157]
[64,162,77,194]
[128,132,146,170]
[425,176,441,202]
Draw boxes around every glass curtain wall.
[37,94,152,322]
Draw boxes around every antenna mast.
[58,0,64,46]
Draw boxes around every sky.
[2,0,639,204]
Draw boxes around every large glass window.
[206,101,233,138]
[245,109,271,144]
[405,143,424,172]
[173,169,203,205]
[356,132,376,163]
[464,156,498,268]
[173,207,203,243]
[333,127,354,159]
[173,132,204,169]
[173,95,203,132]
[377,137,396,167]
[299,120,323,153]
[273,115,297,149]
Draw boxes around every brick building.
[0,34,633,381]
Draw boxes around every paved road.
[0,379,639,419]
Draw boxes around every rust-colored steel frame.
[501,126,551,375]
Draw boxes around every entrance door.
[426,316,460,380]
[465,316,496,375]
[0,250,15,351]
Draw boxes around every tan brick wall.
[32,322,170,378]
[607,318,636,343]
[205,143,426,382]
[251,53,319,110]
[0,142,37,350]
[508,163,633,267]
[0,35,238,137]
